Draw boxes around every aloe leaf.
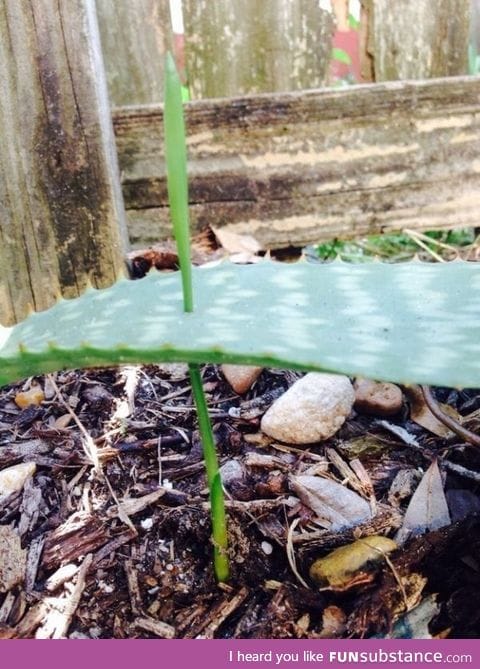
[0,260,479,389]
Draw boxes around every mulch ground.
[1,361,480,639]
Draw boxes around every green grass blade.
[164,53,229,581]
[189,364,230,582]
[163,52,193,313]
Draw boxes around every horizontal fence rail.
[113,75,480,249]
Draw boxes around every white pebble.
[261,541,273,555]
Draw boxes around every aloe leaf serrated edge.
[0,259,479,389]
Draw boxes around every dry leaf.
[404,385,459,438]
[211,226,261,260]
[309,536,398,590]
[395,460,450,545]
[289,475,371,530]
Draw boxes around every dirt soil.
[1,361,480,639]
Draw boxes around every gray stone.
[220,459,245,486]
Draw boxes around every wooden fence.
[0,0,478,325]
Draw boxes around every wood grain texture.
[113,75,480,249]
[0,0,128,326]
[183,0,334,99]
[96,0,169,106]
[363,0,470,81]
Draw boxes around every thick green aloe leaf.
[0,260,479,388]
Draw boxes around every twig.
[442,459,480,483]
[286,518,310,589]
[103,474,136,533]
[403,228,457,254]
[378,418,480,483]
[403,230,445,262]
[47,374,100,471]
[421,385,480,447]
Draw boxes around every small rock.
[82,384,114,411]
[0,526,26,592]
[260,373,355,444]
[14,385,45,409]
[220,459,245,486]
[156,363,189,380]
[309,536,398,589]
[221,364,262,394]
[354,378,403,417]
[0,462,36,501]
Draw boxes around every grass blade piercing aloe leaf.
[0,260,479,389]
[164,53,229,581]
[164,52,193,313]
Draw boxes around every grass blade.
[163,52,193,313]
[189,364,230,581]
[163,53,229,581]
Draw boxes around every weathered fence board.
[113,75,480,249]
[363,0,470,81]
[0,0,128,326]
[183,0,334,98]
[96,0,169,106]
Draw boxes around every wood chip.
[45,563,79,592]
[184,587,249,639]
[14,601,49,638]
[42,512,108,570]
[0,526,26,592]
[134,615,176,638]
[125,559,142,615]
[0,591,15,624]
[51,553,92,638]
[24,536,45,592]
[0,440,49,467]
[107,488,167,518]
[19,477,42,537]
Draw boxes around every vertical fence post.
[183,0,334,99]
[362,0,470,81]
[96,0,170,106]
[0,0,128,326]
